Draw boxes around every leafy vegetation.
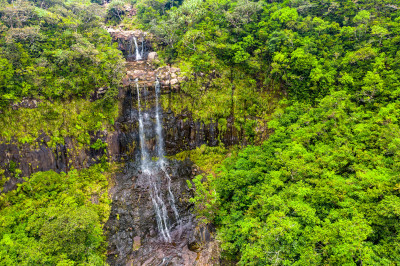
[175,144,230,225]
[0,0,125,148]
[214,93,400,264]
[137,0,400,106]
[0,165,111,265]
[1,0,400,264]
[133,0,400,144]
[131,0,400,264]
[0,0,124,106]
[0,1,123,265]
[0,98,118,147]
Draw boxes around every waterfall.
[136,80,149,169]
[133,36,142,61]
[155,79,181,225]
[136,79,171,242]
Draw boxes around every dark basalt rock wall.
[104,159,213,265]
[0,133,107,192]
[107,28,153,61]
[115,84,240,158]
[0,84,240,192]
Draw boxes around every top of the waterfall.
[106,28,149,40]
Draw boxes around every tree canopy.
[0,0,124,107]
[0,165,110,265]
[139,0,400,264]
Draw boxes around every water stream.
[106,30,219,265]
[155,79,181,226]
[133,36,143,61]
[135,79,180,242]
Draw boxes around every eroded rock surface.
[0,29,227,264]
[123,60,186,90]
[105,159,220,266]
[0,29,241,193]
[107,28,153,61]
[0,133,107,192]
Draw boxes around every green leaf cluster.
[0,165,111,265]
[0,0,124,107]
[136,0,400,128]
[213,92,400,264]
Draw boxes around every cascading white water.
[136,79,171,242]
[155,79,181,225]
[133,36,142,61]
[136,80,149,168]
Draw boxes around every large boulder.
[147,52,158,62]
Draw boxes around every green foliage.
[187,174,219,226]
[106,0,132,24]
[0,0,124,107]
[174,144,229,174]
[138,3,400,263]
[91,138,108,150]
[136,0,400,113]
[176,144,234,225]
[0,98,118,147]
[211,92,400,264]
[133,4,400,262]
[0,165,111,265]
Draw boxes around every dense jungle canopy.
[0,0,400,264]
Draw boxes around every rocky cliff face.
[107,28,152,61]
[105,29,223,265]
[105,159,220,265]
[0,65,240,193]
[115,75,240,159]
[0,28,227,265]
[0,133,107,192]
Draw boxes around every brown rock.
[170,78,179,86]
[147,52,158,62]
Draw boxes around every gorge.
[1,0,400,265]
[1,27,225,265]
[105,30,221,265]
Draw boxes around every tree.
[0,0,35,28]
[225,0,262,32]
[371,25,389,45]
[39,207,103,263]
[353,10,371,38]
[107,0,127,22]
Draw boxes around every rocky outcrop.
[107,28,153,61]
[0,132,107,192]
[147,51,158,62]
[107,28,147,41]
[115,84,240,157]
[11,98,40,110]
[105,159,221,266]
[123,61,186,90]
